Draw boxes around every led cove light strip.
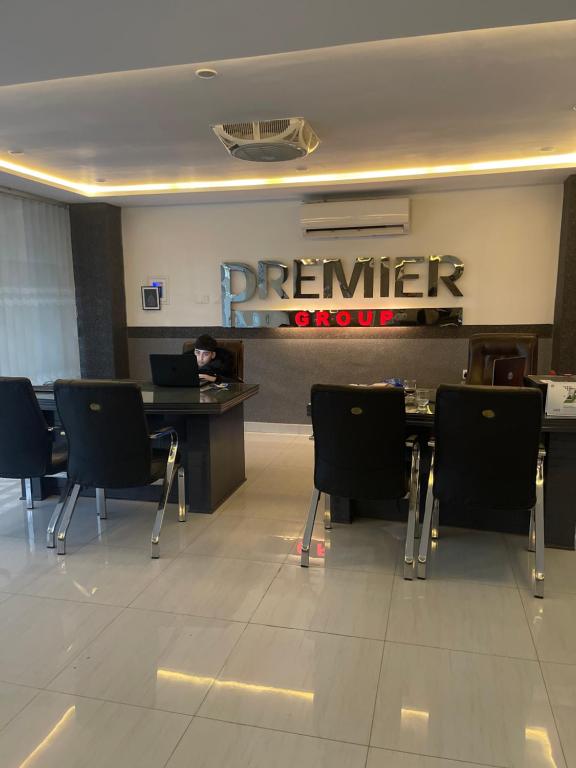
[1,152,576,197]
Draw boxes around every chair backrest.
[0,377,52,478]
[311,384,407,500]
[182,339,244,380]
[434,384,542,510]
[466,333,538,385]
[54,380,152,488]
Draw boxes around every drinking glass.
[403,379,417,406]
[416,388,432,412]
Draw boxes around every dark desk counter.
[34,382,259,513]
[35,382,259,415]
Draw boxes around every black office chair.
[466,334,538,385]
[0,377,70,542]
[53,380,186,557]
[301,384,421,578]
[417,384,545,596]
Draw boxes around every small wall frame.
[141,285,161,310]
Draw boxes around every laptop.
[492,356,527,387]
[150,354,209,387]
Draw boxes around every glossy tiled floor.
[0,433,576,767]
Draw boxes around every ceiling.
[1,5,576,204]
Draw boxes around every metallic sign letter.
[394,257,424,298]
[294,259,320,299]
[323,257,374,299]
[221,263,257,327]
[380,257,390,298]
[427,254,464,297]
[257,261,289,299]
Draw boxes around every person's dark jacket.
[185,347,238,383]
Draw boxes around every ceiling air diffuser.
[212,117,320,162]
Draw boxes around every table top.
[34,381,259,415]
[306,396,576,433]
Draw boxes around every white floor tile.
[247,467,313,497]
[166,718,368,768]
[88,501,214,555]
[219,488,308,522]
[49,608,244,715]
[507,534,576,594]
[412,528,516,587]
[371,642,564,767]
[252,564,393,639]
[0,537,63,593]
[541,662,576,768]
[132,556,279,621]
[0,595,120,687]
[287,519,401,573]
[0,494,102,548]
[387,579,536,658]
[0,682,39,730]
[522,589,576,664]
[183,516,303,564]
[22,544,172,606]
[367,749,489,768]
[0,690,190,768]
[199,623,383,744]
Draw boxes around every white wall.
[123,184,562,327]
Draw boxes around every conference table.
[32,381,259,513]
[328,387,576,549]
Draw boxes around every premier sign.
[221,255,464,328]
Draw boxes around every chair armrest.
[405,434,419,449]
[538,445,546,459]
[427,437,436,449]
[149,426,178,441]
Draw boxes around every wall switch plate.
[147,276,169,305]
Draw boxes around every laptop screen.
[492,356,527,387]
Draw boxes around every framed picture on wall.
[141,285,161,310]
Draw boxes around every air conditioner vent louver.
[212,117,319,162]
[221,122,255,140]
[259,119,291,138]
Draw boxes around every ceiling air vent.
[212,117,319,162]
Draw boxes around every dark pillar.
[69,203,129,378]
[552,174,576,373]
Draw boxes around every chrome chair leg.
[96,488,107,520]
[56,483,82,555]
[177,466,186,522]
[533,449,546,598]
[431,496,440,540]
[24,478,34,509]
[323,493,332,530]
[301,488,320,567]
[528,507,536,552]
[404,439,421,579]
[151,439,178,558]
[418,442,435,579]
[47,480,73,548]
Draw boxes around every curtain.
[0,190,80,383]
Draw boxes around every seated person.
[187,334,237,383]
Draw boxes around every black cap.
[195,334,218,353]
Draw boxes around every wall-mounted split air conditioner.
[300,197,410,239]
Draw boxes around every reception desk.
[32,382,259,513]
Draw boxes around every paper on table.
[545,381,576,418]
